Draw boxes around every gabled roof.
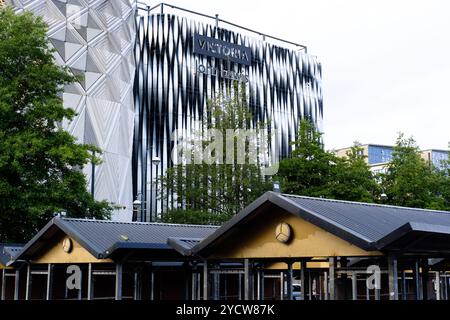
[167,238,203,256]
[15,217,218,262]
[0,244,24,266]
[191,192,450,256]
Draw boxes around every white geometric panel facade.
[8,0,137,221]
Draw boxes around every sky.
[142,0,450,150]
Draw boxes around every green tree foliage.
[381,134,449,210]
[159,83,272,224]
[0,8,111,243]
[331,144,380,202]
[276,119,336,197]
[276,120,379,202]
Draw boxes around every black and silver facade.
[133,5,323,221]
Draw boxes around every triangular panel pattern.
[10,0,138,220]
[8,0,136,220]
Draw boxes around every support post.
[46,264,53,300]
[323,271,328,300]
[133,271,139,300]
[150,270,155,300]
[388,255,399,300]
[87,263,93,300]
[191,272,197,300]
[212,266,220,300]
[14,269,20,300]
[279,271,284,300]
[259,269,265,301]
[115,263,123,300]
[203,261,208,300]
[25,263,31,300]
[184,266,191,301]
[244,259,252,300]
[1,269,5,300]
[351,272,357,300]
[300,261,306,300]
[77,268,82,300]
[402,271,407,300]
[421,259,429,300]
[328,257,336,300]
[435,272,441,300]
[286,262,293,300]
[444,274,449,300]
[238,273,242,300]
[414,260,421,299]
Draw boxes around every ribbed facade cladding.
[133,12,323,221]
[8,0,137,221]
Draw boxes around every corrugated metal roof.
[283,194,450,244]
[16,218,218,261]
[58,218,217,254]
[192,192,450,255]
[0,244,23,266]
[167,238,203,256]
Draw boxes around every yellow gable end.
[33,235,111,264]
[209,209,382,259]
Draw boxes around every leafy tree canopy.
[381,134,449,210]
[0,8,111,243]
[159,82,272,224]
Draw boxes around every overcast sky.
[143,0,450,150]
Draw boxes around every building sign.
[195,63,249,83]
[193,33,252,66]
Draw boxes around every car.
[292,284,302,300]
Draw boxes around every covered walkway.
[3,191,450,300]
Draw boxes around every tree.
[277,122,378,202]
[276,119,336,197]
[159,82,272,224]
[0,8,111,243]
[380,134,448,210]
[330,143,380,202]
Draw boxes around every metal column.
[25,264,31,300]
[414,260,421,299]
[323,271,328,300]
[244,259,252,300]
[401,271,407,300]
[259,269,265,301]
[388,256,399,300]
[1,269,5,300]
[115,263,123,300]
[351,272,357,300]
[435,272,441,300]
[203,261,208,300]
[14,269,20,300]
[150,270,155,300]
[46,264,53,300]
[87,263,93,300]
[328,257,336,300]
[300,261,306,300]
[421,259,429,300]
[286,262,293,300]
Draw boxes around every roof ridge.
[281,193,450,214]
[59,217,220,228]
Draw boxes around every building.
[4,1,323,222]
[3,191,450,300]
[335,144,448,174]
[6,0,138,221]
[132,3,323,221]
[421,149,449,170]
